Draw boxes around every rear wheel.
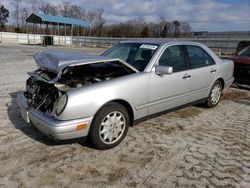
[205,80,223,108]
[89,102,130,150]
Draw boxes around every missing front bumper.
[17,93,93,140]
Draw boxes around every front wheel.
[88,102,130,150]
[205,80,223,108]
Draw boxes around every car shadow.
[231,83,250,91]
[7,91,89,147]
[236,97,250,106]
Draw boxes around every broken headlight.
[55,94,68,115]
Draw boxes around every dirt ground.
[0,44,250,188]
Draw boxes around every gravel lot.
[0,44,250,188]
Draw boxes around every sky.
[0,0,249,32]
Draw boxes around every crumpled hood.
[33,50,129,73]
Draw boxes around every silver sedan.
[18,41,234,149]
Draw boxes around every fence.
[73,36,250,55]
[195,31,250,38]
[0,32,72,45]
[1,32,250,55]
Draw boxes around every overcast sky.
[0,0,249,31]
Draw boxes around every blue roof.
[26,13,90,27]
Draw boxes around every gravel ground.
[0,44,250,188]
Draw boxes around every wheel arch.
[216,78,225,89]
[94,99,135,127]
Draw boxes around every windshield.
[239,47,250,57]
[102,43,159,71]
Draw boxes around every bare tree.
[95,8,105,36]
[173,20,181,37]
[5,0,192,37]
[39,1,58,15]
[85,9,98,36]
[59,0,72,17]
[158,16,170,37]
[0,5,9,31]
[180,22,192,37]
[102,16,192,38]
[86,10,96,25]
[10,0,22,28]
[68,5,85,19]
[20,7,29,27]
[29,0,39,13]
[141,26,149,37]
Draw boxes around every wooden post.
[84,27,86,46]
[64,24,66,46]
[58,23,60,45]
[33,23,35,44]
[50,22,52,35]
[40,23,42,45]
[27,23,29,45]
[78,26,80,45]
[71,24,73,46]
[43,21,45,46]
[89,24,91,36]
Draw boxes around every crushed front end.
[17,50,136,140]
[17,69,93,140]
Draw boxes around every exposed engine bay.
[24,61,135,115]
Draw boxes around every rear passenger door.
[185,45,218,102]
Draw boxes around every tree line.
[0,0,192,38]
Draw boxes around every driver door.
[148,45,190,115]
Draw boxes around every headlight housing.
[55,94,68,115]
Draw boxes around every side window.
[203,50,216,65]
[186,45,215,69]
[159,45,188,72]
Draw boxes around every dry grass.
[222,89,249,101]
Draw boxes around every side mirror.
[155,65,173,75]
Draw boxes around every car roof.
[120,40,204,47]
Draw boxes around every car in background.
[226,46,250,86]
[17,41,234,150]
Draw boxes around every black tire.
[205,80,223,108]
[88,102,130,150]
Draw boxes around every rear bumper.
[17,93,93,140]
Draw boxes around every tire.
[205,80,223,108]
[88,102,130,150]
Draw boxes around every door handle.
[182,74,191,79]
[210,69,217,73]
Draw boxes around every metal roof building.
[26,13,90,27]
[25,13,90,46]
